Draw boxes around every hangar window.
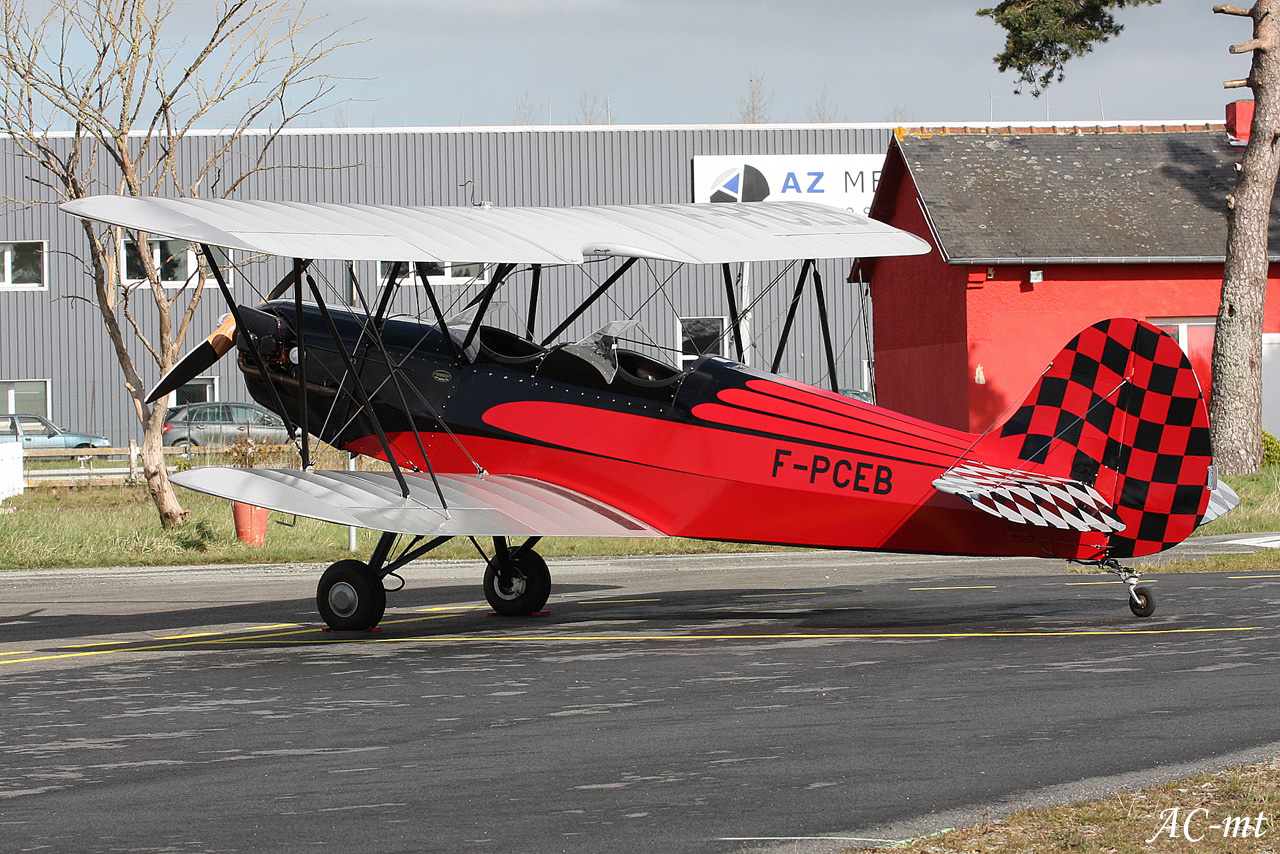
[1,379,50,418]
[176,377,217,406]
[378,261,490,286]
[0,241,45,290]
[1150,318,1214,361]
[123,241,229,290]
[678,316,729,368]
[1150,317,1214,396]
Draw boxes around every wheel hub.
[328,581,359,617]
[495,572,526,600]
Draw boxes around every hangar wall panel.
[0,124,894,444]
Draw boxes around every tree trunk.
[1212,0,1280,475]
[139,400,186,528]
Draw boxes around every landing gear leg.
[482,536,550,617]
[1104,559,1155,618]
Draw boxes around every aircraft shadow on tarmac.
[0,576,1162,653]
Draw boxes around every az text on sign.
[692,154,885,214]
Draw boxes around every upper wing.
[171,467,665,538]
[933,462,1126,534]
[60,196,931,264]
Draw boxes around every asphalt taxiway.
[1,542,1278,853]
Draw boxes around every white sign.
[0,441,22,503]
[693,153,885,214]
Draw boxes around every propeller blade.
[146,314,238,404]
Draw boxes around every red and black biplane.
[63,196,1237,630]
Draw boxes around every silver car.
[162,402,289,447]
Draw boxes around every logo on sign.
[709,164,770,203]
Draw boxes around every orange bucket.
[232,501,269,547]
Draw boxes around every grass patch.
[1135,549,1280,574]
[1196,467,1280,537]
[0,483,788,570]
[1,465,1277,571]
[860,757,1280,853]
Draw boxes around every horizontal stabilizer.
[933,462,1126,534]
[1198,475,1240,528]
[171,468,665,538]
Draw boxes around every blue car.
[0,414,111,449]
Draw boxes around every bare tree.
[736,73,773,124]
[805,87,843,123]
[578,90,612,125]
[0,0,345,527]
[981,0,1279,475]
[882,102,914,124]
[515,91,543,125]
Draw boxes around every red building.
[866,120,1280,436]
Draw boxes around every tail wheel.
[1128,585,1155,618]
[317,559,386,630]
[483,548,551,616]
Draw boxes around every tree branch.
[1232,36,1275,53]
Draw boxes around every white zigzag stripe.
[933,462,1126,534]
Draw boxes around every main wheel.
[317,559,387,630]
[1128,585,1155,618]
[483,548,551,616]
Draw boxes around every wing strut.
[344,263,450,508]
[720,263,745,363]
[291,258,313,469]
[811,267,840,394]
[771,259,813,374]
[305,272,415,501]
[415,262,464,365]
[461,263,517,352]
[526,263,542,340]
[374,261,404,327]
[541,257,638,346]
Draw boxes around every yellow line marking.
[58,640,128,648]
[155,632,220,640]
[909,585,998,591]
[0,623,1265,667]
[0,650,32,657]
[578,598,662,604]
[1229,574,1280,579]
[742,592,828,598]
[1066,579,1159,586]
[414,605,480,613]
[245,623,302,630]
[375,614,459,626]
[233,626,1266,644]
[0,624,323,665]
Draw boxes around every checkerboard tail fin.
[959,318,1227,558]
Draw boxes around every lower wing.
[172,468,665,538]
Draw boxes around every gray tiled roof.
[895,131,1277,263]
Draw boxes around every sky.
[292,0,1250,129]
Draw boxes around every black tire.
[1129,585,1155,618]
[483,548,551,616]
[317,559,387,630]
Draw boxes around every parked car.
[162,401,289,447]
[0,414,110,449]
